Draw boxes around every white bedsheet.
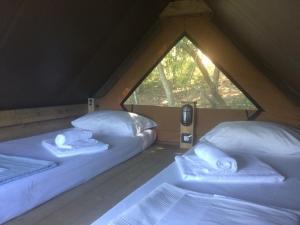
[0,154,57,185]
[0,128,156,224]
[108,183,299,225]
[93,149,300,225]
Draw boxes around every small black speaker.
[181,104,193,126]
[180,102,196,149]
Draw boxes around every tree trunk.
[157,63,175,106]
[178,42,227,108]
[197,85,217,107]
[133,91,139,104]
[212,67,220,90]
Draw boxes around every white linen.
[54,128,93,148]
[194,142,237,172]
[92,151,300,225]
[71,110,157,137]
[42,138,109,158]
[137,129,157,150]
[201,121,300,156]
[108,183,299,225]
[175,153,285,183]
[0,154,57,185]
[0,168,7,173]
[0,128,156,224]
[108,183,185,225]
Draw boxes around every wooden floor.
[5,144,184,225]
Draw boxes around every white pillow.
[200,121,300,155]
[71,110,157,137]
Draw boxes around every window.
[124,37,257,110]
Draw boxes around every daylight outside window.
[124,37,257,110]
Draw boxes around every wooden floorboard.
[5,144,184,225]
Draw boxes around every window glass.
[124,37,257,110]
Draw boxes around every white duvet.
[108,183,299,225]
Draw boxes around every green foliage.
[125,37,257,110]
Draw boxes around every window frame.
[121,33,263,117]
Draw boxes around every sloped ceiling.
[2,0,300,110]
[205,0,300,105]
[0,0,168,110]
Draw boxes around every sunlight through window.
[124,37,257,110]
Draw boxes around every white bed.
[92,149,300,225]
[0,128,156,224]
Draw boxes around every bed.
[0,128,156,224]
[92,121,300,225]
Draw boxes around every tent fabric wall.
[0,0,167,141]
[0,0,168,110]
[97,15,300,143]
[205,0,300,105]
[1,2,299,143]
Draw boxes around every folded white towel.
[42,139,109,158]
[175,154,285,183]
[194,142,238,173]
[55,129,93,148]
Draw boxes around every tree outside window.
[124,37,257,110]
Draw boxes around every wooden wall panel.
[0,104,87,141]
[128,105,249,144]
[0,117,76,142]
[0,104,86,127]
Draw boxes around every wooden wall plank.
[0,117,76,142]
[0,104,86,128]
[128,105,249,144]
[0,104,87,141]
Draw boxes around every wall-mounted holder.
[88,98,95,112]
[180,101,196,149]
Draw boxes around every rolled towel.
[194,142,238,173]
[55,129,93,148]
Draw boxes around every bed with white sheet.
[0,128,156,224]
[93,121,300,225]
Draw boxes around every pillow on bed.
[71,110,157,137]
[200,121,300,155]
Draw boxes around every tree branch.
[157,63,175,106]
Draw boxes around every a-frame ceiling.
[0,0,168,110]
[205,0,300,105]
[1,0,300,110]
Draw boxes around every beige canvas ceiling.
[1,0,300,143]
[97,14,300,125]
[96,1,300,143]
[205,0,300,105]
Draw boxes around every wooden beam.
[0,117,77,142]
[160,0,211,17]
[0,104,87,128]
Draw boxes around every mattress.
[0,128,156,224]
[92,149,300,225]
